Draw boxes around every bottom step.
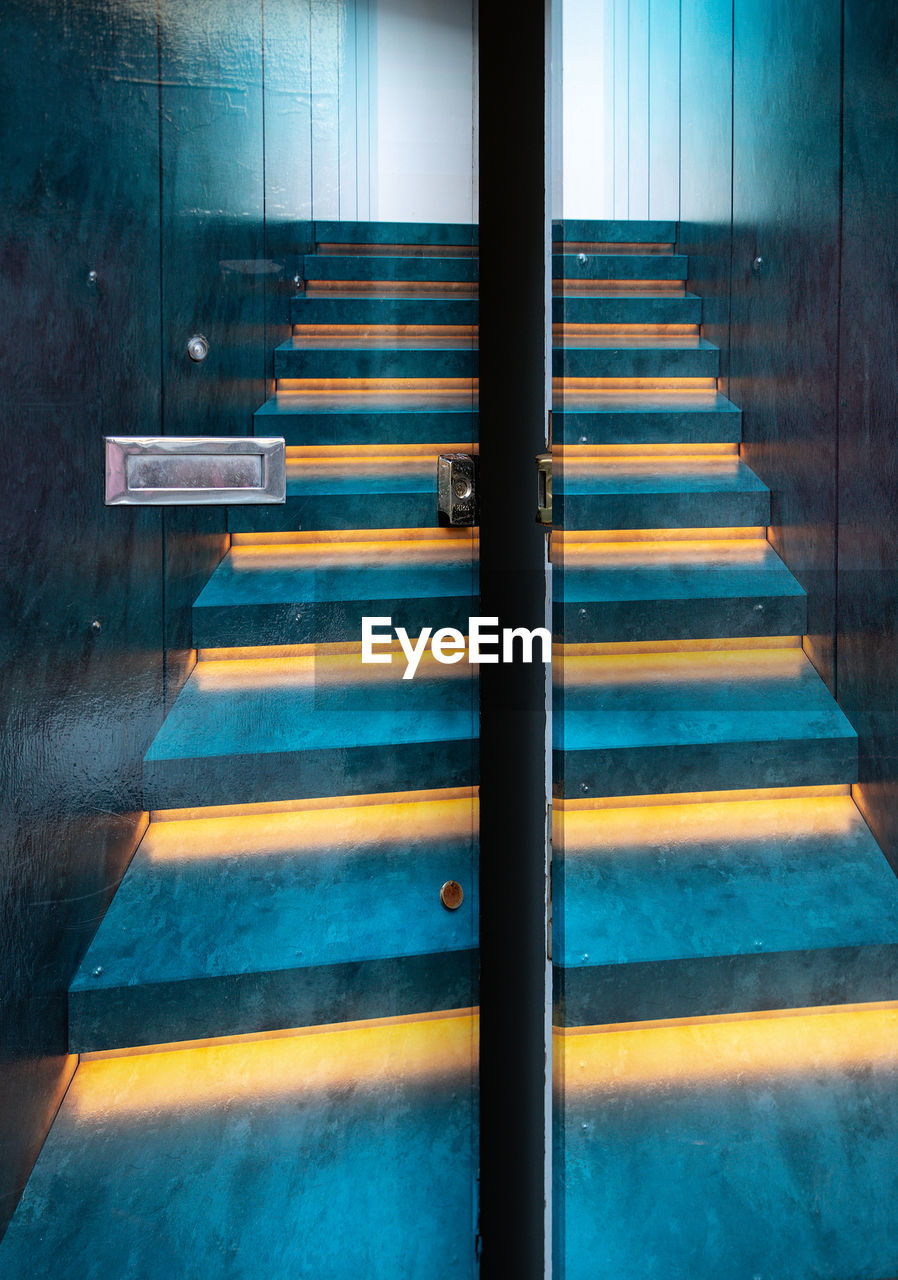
[555,1004,898,1280]
[0,1014,478,1278]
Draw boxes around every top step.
[314,221,478,250]
[553,220,677,246]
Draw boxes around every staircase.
[0,223,480,1277]
[552,221,898,1278]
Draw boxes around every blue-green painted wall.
[680,0,898,873]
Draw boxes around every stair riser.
[555,490,771,530]
[291,298,478,325]
[229,492,440,533]
[554,297,701,324]
[253,406,478,447]
[555,943,898,1027]
[556,410,741,445]
[145,740,479,810]
[70,951,478,1053]
[193,595,476,649]
[314,219,478,247]
[554,348,718,379]
[554,736,857,799]
[274,348,477,380]
[553,220,676,244]
[555,594,807,643]
[553,254,687,281]
[304,256,478,282]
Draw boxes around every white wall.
[559,0,681,220]
[371,0,477,222]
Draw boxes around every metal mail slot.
[105,437,286,505]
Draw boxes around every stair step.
[553,336,718,380]
[274,337,477,381]
[0,1014,477,1275]
[553,253,687,282]
[304,255,478,283]
[555,390,741,445]
[254,392,477,447]
[555,456,770,530]
[553,219,676,245]
[554,1006,898,1280]
[70,796,477,1050]
[314,219,477,248]
[555,537,806,643]
[228,455,445,533]
[554,646,857,797]
[554,294,702,324]
[555,793,898,1025]
[193,541,477,648]
[144,654,477,809]
[291,296,478,326]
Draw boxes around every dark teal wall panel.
[678,0,733,376]
[159,0,267,693]
[0,0,165,1236]
[730,0,842,690]
[836,0,898,871]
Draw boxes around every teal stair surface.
[553,252,688,281]
[555,794,898,1025]
[552,336,718,379]
[303,254,478,283]
[144,659,478,809]
[554,646,858,796]
[274,337,477,380]
[228,465,441,533]
[193,549,477,648]
[555,390,741,444]
[555,538,807,642]
[290,295,478,325]
[553,293,702,323]
[253,391,477,446]
[314,218,477,247]
[555,456,771,530]
[69,803,477,1050]
[0,1015,477,1279]
[553,219,676,244]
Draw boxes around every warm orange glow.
[265,388,477,408]
[277,377,477,392]
[551,526,765,543]
[554,443,738,458]
[306,281,478,296]
[554,376,716,392]
[558,455,748,477]
[554,1005,898,1094]
[556,636,801,657]
[554,280,685,295]
[556,644,811,687]
[554,783,848,812]
[555,536,772,567]
[72,1012,479,1113]
[231,527,476,547]
[553,324,698,339]
[557,242,675,254]
[189,647,476,690]
[286,442,474,459]
[153,785,477,823]
[222,537,478,570]
[142,794,477,862]
[291,324,476,340]
[554,791,860,852]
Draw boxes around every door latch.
[536,453,552,526]
[437,453,478,526]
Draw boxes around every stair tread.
[304,255,478,281]
[144,656,477,807]
[555,647,857,796]
[280,335,476,351]
[291,296,478,322]
[557,538,804,602]
[553,219,676,243]
[69,799,476,1048]
[560,795,898,966]
[559,456,768,495]
[555,1006,898,1280]
[314,218,477,245]
[558,336,715,351]
[0,1016,477,1275]
[256,390,476,415]
[558,390,737,413]
[554,253,687,280]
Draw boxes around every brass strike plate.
[536,453,552,526]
